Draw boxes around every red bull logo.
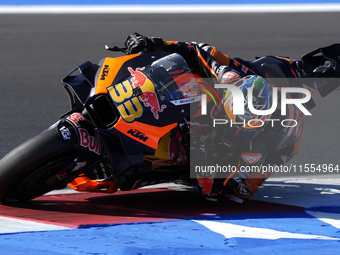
[139,91,167,120]
[128,67,147,88]
[128,67,167,120]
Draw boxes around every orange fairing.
[68,176,119,193]
[114,118,177,149]
[95,54,138,95]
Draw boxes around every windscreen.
[147,53,201,101]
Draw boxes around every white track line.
[0,4,340,14]
[0,216,72,234]
[306,210,340,229]
[194,220,340,240]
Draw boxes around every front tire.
[0,127,76,204]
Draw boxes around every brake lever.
[312,60,335,77]
[105,45,129,55]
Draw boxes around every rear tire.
[0,127,76,204]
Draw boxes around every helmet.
[218,75,272,146]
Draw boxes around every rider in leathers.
[125,33,304,202]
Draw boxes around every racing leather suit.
[125,35,304,202]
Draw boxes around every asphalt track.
[0,12,340,255]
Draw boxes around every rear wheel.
[0,127,77,204]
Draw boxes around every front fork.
[50,112,118,193]
[46,112,101,189]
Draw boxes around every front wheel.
[0,127,77,204]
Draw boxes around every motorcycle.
[0,42,339,204]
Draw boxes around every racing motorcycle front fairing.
[61,51,202,179]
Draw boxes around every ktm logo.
[127,129,149,142]
[100,65,110,80]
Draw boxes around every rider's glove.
[125,33,149,54]
[125,33,164,54]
